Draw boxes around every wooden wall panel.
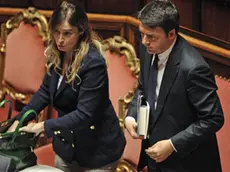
[202,1,230,43]
[141,0,201,31]
[0,15,11,25]
[205,58,230,79]
[171,0,194,29]
[86,0,140,15]
[95,30,121,40]
[0,0,29,8]
[0,7,229,79]
[136,0,194,28]
[0,0,230,43]
[31,0,85,9]
[141,0,230,43]
[31,0,62,9]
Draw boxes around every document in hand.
[137,95,150,139]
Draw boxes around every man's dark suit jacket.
[16,45,126,168]
[127,36,224,172]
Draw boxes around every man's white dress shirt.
[125,39,177,151]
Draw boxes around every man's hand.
[125,119,144,139]
[145,139,174,162]
[20,122,44,135]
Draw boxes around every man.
[125,0,224,172]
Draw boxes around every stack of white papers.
[137,95,150,139]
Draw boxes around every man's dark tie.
[138,54,159,170]
[147,54,159,129]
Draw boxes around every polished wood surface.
[0,0,230,42]
[0,7,229,78]
[202,1,230,42]
[0,7,229,57]
[86,0,140,15]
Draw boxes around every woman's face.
[53,20,81,53]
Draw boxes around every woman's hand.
[7,120,19,133]
[20,121,45,135]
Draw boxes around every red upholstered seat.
[104,36,141,171]
[106,51,137,114]
[106,50,142,169]
[0,8,49,123]
[0,8,51,148]
[4,21,46,94]
[216,76,230,172]
[35,143,55,166]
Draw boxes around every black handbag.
[0,101,39,171]
[0,154,17,172]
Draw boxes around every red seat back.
[104,36,141,170]
[216,76,230,172]
[4,21,46,94]
[0,8,49,124]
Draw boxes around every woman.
[10,0,126,171]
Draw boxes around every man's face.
[139,22,175,54]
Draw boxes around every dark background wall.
[0,0,230,43]
[0,1,229,81]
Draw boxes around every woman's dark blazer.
[16,45,126,168]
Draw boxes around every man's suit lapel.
[152,37,182,126]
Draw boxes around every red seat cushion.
[35,143,55,167]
